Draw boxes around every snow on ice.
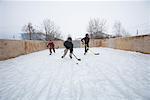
[0,47,150,100]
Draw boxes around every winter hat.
[67,37,72,41]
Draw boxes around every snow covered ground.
[0,47,150,100]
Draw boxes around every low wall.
[100,35,150,54]
[80,39,102,48]
[0,40,26,60]
[24,40,47,54]
[0,39,64,60]
[1,35,149,60]
[53,40,64,48]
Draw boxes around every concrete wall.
[100,35,150,54]
[80,39,102,48]
[0,35,149,60]
[73,40,80,48]
[0,40,26,60]
[53,40,64,48]
[0,39,64,60]
[79,35,150,54]
[24,40,47,54]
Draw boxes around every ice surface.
[0,47,150,100]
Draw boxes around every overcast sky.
[0,0,150,39]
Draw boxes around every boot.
[69,53,72,59]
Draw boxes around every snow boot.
[69,53,72,59]
[84,52,87,55]
[70,55,72,59]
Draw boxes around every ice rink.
[0,48,150,100]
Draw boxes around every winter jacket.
[47,41,55,48]
[81,37,90,44]
[64,40,73,49]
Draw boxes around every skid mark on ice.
[45,58,69,100]
[31,76,52,100]
[0,48,150,100]
[54,64,69,100]
[93,55,148,100]
[1,75,38,100]
[77,80,84,100]
[0,73,31,100]
[101,52,150,100]
[22,76,41,100]
[95,65,132,99]
[83,55,131,99]
[117,72,150,100]
[84,63,98,100]
[73,64,85,100]
[72,63,84,100]
[46,68,63,100]
[54,80,65,100]
[45,78,55,100]
[113,64,150,100]
[13,62,47,100]
[73,57,99,100]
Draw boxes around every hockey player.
[61,37,73,59]
[81,33,90,55]
[47,40,55,55]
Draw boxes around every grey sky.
[0,0,150,39]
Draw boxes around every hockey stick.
[82,44,99,55]
[72,53,81,61]
[88,49,100,55]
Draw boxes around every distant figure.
[81,33,90,55]
[47,40,55,55]
[61,37,73,59]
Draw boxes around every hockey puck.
[76,63,79,64]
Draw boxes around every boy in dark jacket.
[61,37,73,59]
[47,40,55,55]
[81,33,90,55]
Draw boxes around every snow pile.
[0,48,150,100]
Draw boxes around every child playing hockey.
[47,40,55,55]
[81,33,90,55]
[61,37,73,59]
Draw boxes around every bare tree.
[43,19,62,40]
[87,18,107,38]
[113,21,130,37]
[22,22,34,40]
[122,28,130,37]
[43,19,54,40]
[53,26,62,39]
[113,21,122,37]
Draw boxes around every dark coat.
[81,37,90,44]
[64,40,73,49]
